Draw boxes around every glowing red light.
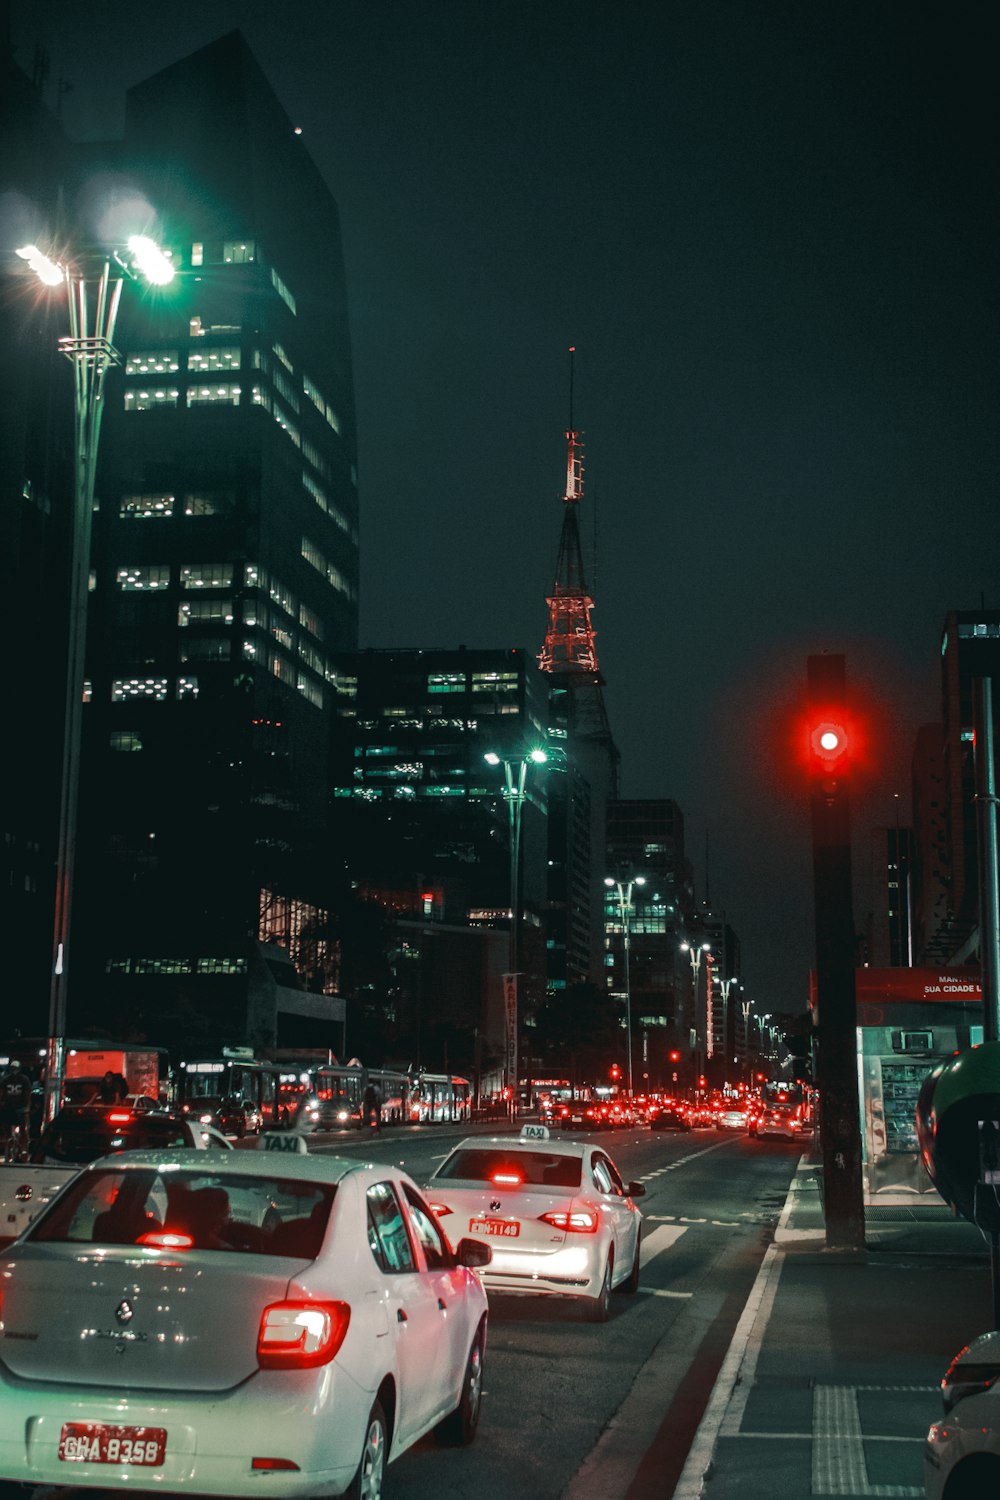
[491,1170,523,1187]
[138,1230,194,1250]
[107,1111,132,1123]
[810,720,848,763]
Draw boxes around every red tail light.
[257,1300,351,1369]
[137,1230,194,1250]
[491,1170,523,1187]
[107,1112,132,1123]
[252,1459,300,1471]
[539,1208,599,1233]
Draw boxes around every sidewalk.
[674,1155,992,1499]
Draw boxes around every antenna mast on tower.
[539,347,602,683]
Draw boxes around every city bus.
[407,1072,471,1123]
[174,1048,282,1135]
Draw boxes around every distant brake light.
[539,1209,598,1233]
[491,1171,523,1187]
[107,1111,132,1123]
[257,1300,351,1369]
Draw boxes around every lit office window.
[197,957,247,975]
[297,673,323,709]
[270,622,294,651]
[428,674,465,694]
[177,677,199,699]
[272,402,300,447]
[191,243,203,267]
[112,677,169,701]
[301,537,324,574]
[181,564,233,590]
[117,565,170,591]
[268,578,296,617]
[186,384,241,407]
[110,731,143,752]
[180,637,230,661]
[124,387,179,411]
[223,240,255,263]
[178,598,234,627]
[120,494,175,519]
[272,654,294,684]
[183,491,235,517]
[271,265,296,313]
[187,347,241,372]
[298,639,325,675]
[125,350,179,375]
[274,369,300,412]
[251,383,272,412]
[272,342,293,372]
[299,603,323,640]
[472,672,518,692]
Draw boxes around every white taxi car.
[424,1124,645,1320]
[0,1139,491,1499]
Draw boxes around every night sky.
[10,3,998,1015]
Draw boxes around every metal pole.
[46,260,123,1123]
[972,677,1000,1326]
[622,882,633,1096]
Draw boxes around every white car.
[424,1124,645,1320]
[0,1142,491,1498]
[925,1329,1000,1497]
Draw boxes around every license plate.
[469,1217,520,1237]
[59,1423,167,1466]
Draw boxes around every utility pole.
[807,654,865,1251]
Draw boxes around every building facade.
[68,33,358,1051]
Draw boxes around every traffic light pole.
[808,655,865,1252]
[972,676,1000,1326]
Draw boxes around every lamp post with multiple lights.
[680,939,711,1094]
[16,235,175,1118]
[484,747,548,1109]
[604,873,646,1096]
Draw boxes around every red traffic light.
[609,1063,621,1081]
[809,719,849,765]
[668,1050,681,1063]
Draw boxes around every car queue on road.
[0,1084,812,1500]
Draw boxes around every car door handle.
[397,1308,408,1323]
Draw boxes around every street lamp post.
[484,747,547,1112]
[604,873,646,1096]
[717,976,737,1078]
[680,940,711,1094]
[16,236,174,1120]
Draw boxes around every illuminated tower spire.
[539,348,602,683]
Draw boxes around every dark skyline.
[7,2,998,1014]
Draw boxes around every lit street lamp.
[680,940,711,1091]
[716,975,738,1072]
[484,747,548,1109]
[16,234,175,1119]
[604,873,646,1095]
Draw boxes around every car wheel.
[585,1253,613,1323]
[436,1324,485,1446]
[942,1453,1000,1498]
[621,1232,641,1294]
[344,1398,388,1500]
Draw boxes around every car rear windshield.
[33,1116,197,1164]
[436,1148,582,1188]
[28,1167,336,1257]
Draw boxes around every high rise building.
[923,610,1000,964]
[67,33,359,1051]
[910,723,949,962]
[329,646,552,1082]
[605,799,695,1085]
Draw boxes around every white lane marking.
[639,1224,688,1266]
[640,1287,694,1299]
[812,1386,921,1496]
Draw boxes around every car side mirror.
[455,1236,492,1268]
[627,1181,646,1198]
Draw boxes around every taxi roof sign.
[260,1130,309,1153]
[520,1123,550,1141]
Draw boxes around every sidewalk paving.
[675,1155,993,1499]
